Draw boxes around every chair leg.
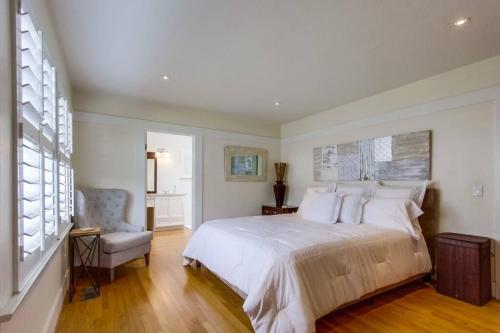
[144,253,150,266]
[109,268,115,283]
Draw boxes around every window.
[15,4,73,291]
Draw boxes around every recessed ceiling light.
[274,101,280,106]
[453,17,471,27]
[162,75,169,80]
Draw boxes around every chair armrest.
[114,221,145,233]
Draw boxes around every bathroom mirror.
[147,152,157,193]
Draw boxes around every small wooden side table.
[69,227,102,302]
[262,205,299,215]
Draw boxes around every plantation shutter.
[18,9,44,261]
[19,137,42,257]
[58,161,68,225]
[43,150,57,239]
[58,97,68,154]
[15,4,74,291]
[42,57,56,141]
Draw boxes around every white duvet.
[183,214,431,333]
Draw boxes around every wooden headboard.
[419,188,438,268]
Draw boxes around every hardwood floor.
[56,229,500,333]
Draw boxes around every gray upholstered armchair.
[74,188,153,282]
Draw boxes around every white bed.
[183,214,432,333]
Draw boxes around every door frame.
[144,130,203,232]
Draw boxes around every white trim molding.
[0,224,72,322]
[193,135,203,231]
[282,85,500,144]
[74,111,281,145]
[74,110,283,232]
[74,111,211,232]
[43,271,68,333]
[494,97,500,300]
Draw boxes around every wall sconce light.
[156,148,170,159]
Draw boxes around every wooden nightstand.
[436,233,491,306]
[262,205,298,215]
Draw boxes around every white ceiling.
[48,0,500,123]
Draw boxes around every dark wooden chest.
[436,233,491,306]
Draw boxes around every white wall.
[283,102,495,235]
[282,55,500,138]
[0,0,13,313]
[0,0,72,331]
[73,55,500,299]
[203,137,280,221]
[281,56,500,299]
[73,121,146,227]
[0,241,69,333]
[0,2,496,330]
[73,113,281,229]
[73,89,281,138]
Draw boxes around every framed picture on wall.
[224,145,268,182]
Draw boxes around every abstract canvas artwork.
[313,130,431,181]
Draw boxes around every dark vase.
[274,181,286,207]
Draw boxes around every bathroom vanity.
[147,193,186,230]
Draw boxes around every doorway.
[146,131,194,234]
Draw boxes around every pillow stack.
[300,191,343,224]
[362,198,423,239]
[297,185,334,215]
[297,181,428,239]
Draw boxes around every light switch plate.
[473,185,483,197]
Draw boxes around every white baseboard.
[43,270,69,333]
[156,216,184,223]
[154,225,184,231]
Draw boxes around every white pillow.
[305,186,330,195]
[300,192,342,224]
[375,181,428,207]
[362,198,423,239]
[374,187,413,200]
[337,186,364,195]
[336,181,378,197]
[338,194,367,224]
[299,185,335,214]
